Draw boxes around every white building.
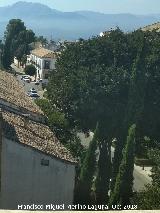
[0,70,76,210]
[29,48,58,83]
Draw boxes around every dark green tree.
[111,42,147,190]
[95,140,111,204]
[2,19,35,68]
[148,147,160,187]
[75,123,99,204]
[132,146,160,209]
[24,64,36,76]
[109,124,136,207]
[132,184,160,210]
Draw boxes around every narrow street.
[11,64,44,99]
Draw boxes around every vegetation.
[75,124,99,204]
[45,28,160,208]
[24,64,36,76]
[109,124,136,206]
[2,19,35,68]
[132,146,160,209]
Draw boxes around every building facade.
[29,48,58,84]
[0,71,76,210]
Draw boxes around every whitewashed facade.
[29,48,57,84]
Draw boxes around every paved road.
[133,165,152,191]
[11,64,44,99]
[16,74,44,99]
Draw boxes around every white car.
[28,92,40,98]
[23,76,31,83]
[28,88,37,93]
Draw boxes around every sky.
[0,0,160,14]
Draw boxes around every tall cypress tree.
[111,44,147,191]
[95,140,111,204]
[75,123,99,204]
[109,124,136,207]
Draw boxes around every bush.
[24,64,36,76]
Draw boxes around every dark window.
[44,60,50,69]
[44,74,49,79]
[41,159,49,166]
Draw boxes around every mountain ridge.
[0,1,160,40]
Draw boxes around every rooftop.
[31,47,57,59]
[0,70,43,115]
[2,110,76,163]
[0,70,76,164]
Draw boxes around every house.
[0,70,76,209]
[99,28,115,37]
[29,48,58,84]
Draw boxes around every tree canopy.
[24,64,36,76]
[2,19,35,68]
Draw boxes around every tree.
[75,123,99,204]
[2,19,35,68]
[111,43,147,190]
[132,184,160,210]
[148,147,160,187]
[46,29,160,207]
[95,140,111,204]
[21,54,27,67]
[24,64,36,76]
[109,124,136,207]
[2,19,26,68]
[132,145,160,209]
[35,36,48,46]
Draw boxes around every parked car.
[21,75,30,80]
[35,81,39,85]
[27,90,38,96]
[22,76,31,83]
[28,88,37,93]
[28,93,40,98]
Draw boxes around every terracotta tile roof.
[0,70,76,164]
[0,70,43,114]
[2,110,76,164]
[31,48,57,59]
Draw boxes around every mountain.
[0,1,159,40]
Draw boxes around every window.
[41,159,49,166]
[44,60,50,69]
[44,74,49,79]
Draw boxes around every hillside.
[141,22,160,32]
[0,1,160,40]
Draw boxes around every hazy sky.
[0,0,159,14]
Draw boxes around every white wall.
[30,54,56,81]
[14,57,19,66]
[0,137,75,210]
